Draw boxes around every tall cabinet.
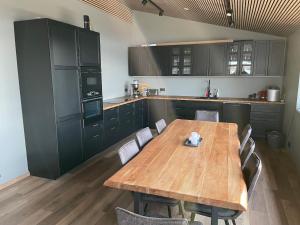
[14,19,101,179]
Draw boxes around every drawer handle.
[110,127,116,131]
[110,117,117,121]
[92,124,99,127]
[93,135,100,138]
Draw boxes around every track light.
[226,9,233,17]
[140,0,164,17]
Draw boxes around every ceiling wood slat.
[82,0,300,36]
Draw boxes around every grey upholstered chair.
[184,152,262,225]
[239,124,252,154]
[115,207,203,225]
[241,138,255,169]
[194,110,219,122]
[155,119,167,134]
[136,127,154,149]
[118,140,140,165]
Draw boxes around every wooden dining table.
[104,119,247,225]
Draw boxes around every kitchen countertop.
[103,95,284,110]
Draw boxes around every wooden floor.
[0,135,300,225]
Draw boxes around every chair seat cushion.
[184,202,239,218]
[142,194,180,205]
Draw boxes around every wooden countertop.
[103,95,284,110]
[104,119,247,211]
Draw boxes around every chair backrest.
[195,110,219,122]
[239,124,252,154]
[136,127,153,149]
[118,140,140,165]
[241,138,255,169]
[155,119,167,134]
[115,207,189,225]
[242,152,262,200]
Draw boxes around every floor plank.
[0,135,299,225]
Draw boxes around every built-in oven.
[82,97,103,126]
[81,67,102,100]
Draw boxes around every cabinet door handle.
[110,117,117,121]
[110,127,116,131]
[92,123,99,127]
[93,135,100,138]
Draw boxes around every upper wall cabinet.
[253,41,268,76]
[192,45,209,76]
[267,40,286,76]
[209,43,227,76]
[78,29,101,66]
[128,40,286,77]
[49,21,78,68]
[253,40,286,76]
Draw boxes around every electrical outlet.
[160,88,166,92]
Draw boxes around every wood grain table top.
[104,119,247,211]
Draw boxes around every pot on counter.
[267,87,280,102]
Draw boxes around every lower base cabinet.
[84,122,103,160]
[58,117,83,174]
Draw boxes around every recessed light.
[226,9,233,17]
[184,7,189,11]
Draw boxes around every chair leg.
[232,219,236,225]
[224,220,230,225]
[190,212,196,222]
[143,203,148,215]
[178,201,185,218]
[167,206,172,218]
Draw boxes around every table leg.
[133,192,143,215]
[211,207,218,225]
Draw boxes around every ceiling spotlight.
[141,0,148,6]
[226,9,233,17]
[184,7,190,11]
[159,10,164,16]
[229,21,235,28]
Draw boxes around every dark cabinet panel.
[119,103,135,138]
[223,103,251,135]
[52,69,81,119]
[148,99,167,128]
[78,29,101,66]
[49,21,78,67]
[192,45,209,76]
[58,118,83,174]
[209,44,227,76]
[129,47,147,76]
[135,100,144,130]
[268,40,286,76]
[250,104,283,138]
[84,122,103,159]
[253,41,268,76]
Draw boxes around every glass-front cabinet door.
[240,41,254,76]
[171,47,181,75]
[227,42,239,76]
[171,46,192,76]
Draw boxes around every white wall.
[283,29,300,174]
[131,11,285,98]
[0,0,133,184]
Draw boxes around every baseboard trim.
[0,172,30,191]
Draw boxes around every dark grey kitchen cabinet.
[268,40,286,76]
[135,100,145,130]
[49,21,78,67]
[239,41,254,76]
[15,18,101,179]
[192,45,209,76]
[223,103,251,135]
[52,69,81,119]
[250,104,283,138]
[209,44,227,76]
[129,47,149,76]
[253,41,268,76]
[58,117,83,174]
[84,122,103,160]
[78,28,101,66]
[148,99,168,128]
[119,103,135,138]
[103,107,120,148]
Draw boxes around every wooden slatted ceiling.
[80,0,133,23]
[123,0,300,36]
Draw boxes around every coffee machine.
[131,80,140,98]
